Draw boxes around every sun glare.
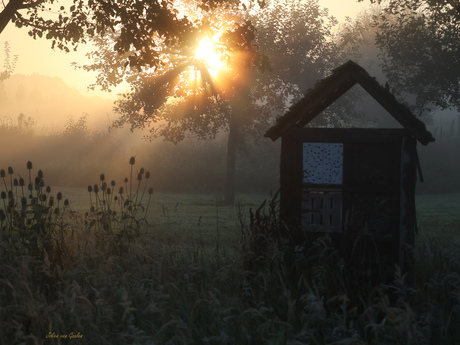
[194,37,226,78]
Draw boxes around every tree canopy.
[370,0,460,112]
[0,0,256,68]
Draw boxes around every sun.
[194,37,226,78]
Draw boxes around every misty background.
[0,1,459,197]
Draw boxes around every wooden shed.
[265,60,434,273]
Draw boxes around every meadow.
[1,160,459,345]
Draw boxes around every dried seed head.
[137,172,143,181]
[64,199,69,206]
[129,156,135,165]
[41,194,47,202]
[119,187,124,194]
[114,196,118,201]
[49,197,54,207]
[7,167,13,175]
[1,192,6,200]
[0,169,5,178]
[19,177,25,186]
[145,171,150,179]
[93,184,99,193]
[57,192,63,201]
[106,187,112,195]
[0,209,5,221]
[28,183,33,191]
[26,161,33,170]
[13,178,19,187]
[124,177,128,183]
[21,197,27,206]
[88,185,93,193]
[139,167,145,175]
[8,199,14,208]
[54,208,60,215]
[101,182,107,191]
[7,191,13,199]
[148,187,154,195]
[37,170,44,179]
[111,180,116,187]
[46,186,51,193]
[100,173,105,181]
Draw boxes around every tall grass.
[1,163,459,344]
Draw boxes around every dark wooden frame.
[280,127,417,268]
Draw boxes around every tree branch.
[17,0,46,10]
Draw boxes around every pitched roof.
[264,60,435,145]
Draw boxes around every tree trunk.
[0,0,25,35]
[223,113,239,205]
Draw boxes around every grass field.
[60,186,460,243]
[416,192,460,241]
[2,183,460,344]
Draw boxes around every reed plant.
[84,156,154,256]
[0,161,70,268]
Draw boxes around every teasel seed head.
[145,171,150,179]
[101,182,107,191]
[57,192,63,201]
[1,191,6,199]
[7,167,13,175]
[139,167,145,175]
[14,178,19,187]
[26,161,33,170]
[64,199,69,206]
[119,187,124,194]
[46,186,51,193]
[8,198,14,208]
[106,187,112,195]
[37,170,44,179]
[49,197,54,207]
[129,156,135,165]
[87,185,93,193]
[137,172,143,181]
[148,187,154,195]
[93,184,99,193]
[111,180,116,187]
[41,194,47,202]
[0,169,5,178]
[21,197,27,207]
[0,209,5,221]
[100,173,105,181]
[19,177,24,186]
[28,183,33,191]
[124,177,128,183]
[54,208,60,215]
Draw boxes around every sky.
[0,0,371,99]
